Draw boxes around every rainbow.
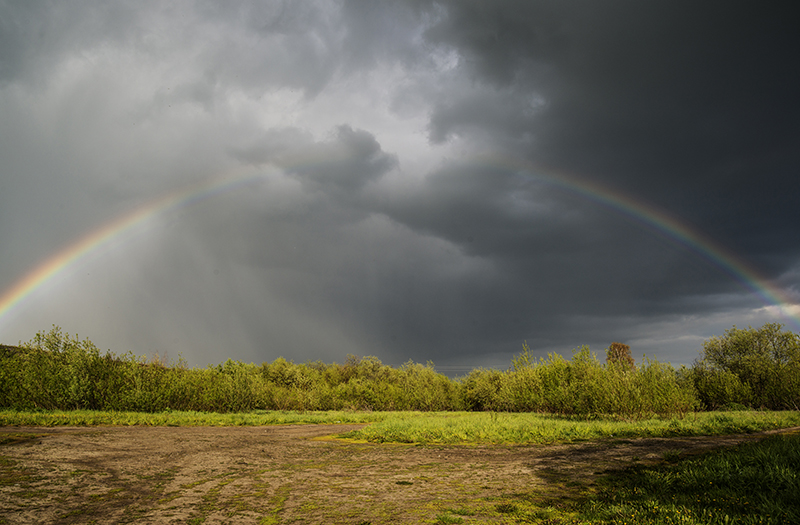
[1,156,799,334]
[486,155,800,331]
[0,166,266,328]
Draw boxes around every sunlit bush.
[691,323,800,410]
[8,324,796,416]
[458,344,696,418]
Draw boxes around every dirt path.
[1,424,795,524]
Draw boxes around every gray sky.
[1,0,799,373]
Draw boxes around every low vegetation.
[1,322,799,416]
[2,324,799,524]
[3,409,798,446]
[0,408,386,428]
[338,410,800,445]
[579,432,800,525]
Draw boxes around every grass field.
[0,408,386,428]
[3,409,798,445]
[578,432,800,525]
[338,410,800,445]
[2,409,798,523]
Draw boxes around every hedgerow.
[2,323,798,415]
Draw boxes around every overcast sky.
[1,1,799,372]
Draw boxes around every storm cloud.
[1,0,798,372]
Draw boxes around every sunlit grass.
[2,408,798,523]
[0,409,387,427]
[4,409,797,447]
[339,410,800,445]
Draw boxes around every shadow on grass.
[500,432,800,525]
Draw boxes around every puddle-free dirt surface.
[1,424,794,524]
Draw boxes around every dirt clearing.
[0,424,793,524]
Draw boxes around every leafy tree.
[695,323,800,409]
[606,342,635,370]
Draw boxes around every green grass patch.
[0,408,387,427]
[2,409,799,447]
[435,513,463,524]
[338,410,800,445]
[445,507,476,516]
[580,432,800,524]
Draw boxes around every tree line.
[1,323,798,417]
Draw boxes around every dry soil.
[0,424,793,524]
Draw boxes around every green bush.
[692,323,800,410]
[22,325,800,417]
[0,331,471,413]
[0,327,121,410]
[691,362,752,410]
[460,368,506,411]
[458,344,696,418]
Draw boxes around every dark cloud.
[379,171,723,328]
[420,1,800,251]
[0,0,798,372]
[231,125,398,200]
[285,126,399,192]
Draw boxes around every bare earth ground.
[1,424,796,525]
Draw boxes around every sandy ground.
[1,424,794,524]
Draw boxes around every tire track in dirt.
[1,424,797,524]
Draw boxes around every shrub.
[692,323,800,409]
[458,345,697,418]
[459,368,506,411]
[2,326,702,416]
